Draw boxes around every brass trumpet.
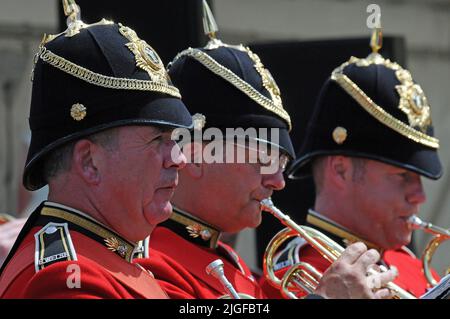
[408,215,450,286]
[260,198,415,299]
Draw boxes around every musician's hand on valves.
[314,242,398,299]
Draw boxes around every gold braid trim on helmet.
[171,48,292,130]
[36,46,181,98]
[331,57,439,149]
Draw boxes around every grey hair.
[42,128,119,182]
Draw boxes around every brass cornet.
[260,198,415,299]
[408,215,450,286]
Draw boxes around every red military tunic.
[137,207,267,299]
[260,209,440,298]
[0,202,167,299]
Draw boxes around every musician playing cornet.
[272,28,442,298]
[135,1,398,299]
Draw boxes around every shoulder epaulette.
[34,222,77,272]
[273,237,308,271]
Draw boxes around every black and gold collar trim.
[159,207,221,249]
[39,202,139,262]
[307,209,381,251]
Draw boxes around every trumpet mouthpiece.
[205,259,241,299]
[407,215,424,230]
[206,259,224,277]
[260,198,274,209]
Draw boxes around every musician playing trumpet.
[269,28,443,298]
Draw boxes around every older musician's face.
[195,144,286,233]
[348,159,426,250]
[95,126,186,241]
[202,162,285,233]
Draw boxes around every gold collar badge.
[186,223,212,241]
[105,237,128,258]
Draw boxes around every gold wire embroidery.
[41,207,136,261]
[171,48,291,130]
[118,23,168,83]
[245,47,284,114]
[34,46,181,98]
[104,237,128,258]
[186,224,212,241]
[331,55,438,149]
[395,69,431,132]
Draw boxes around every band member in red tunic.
[0,1,191,298]
[270,28,442,298]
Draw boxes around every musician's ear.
[327,156,352,187]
